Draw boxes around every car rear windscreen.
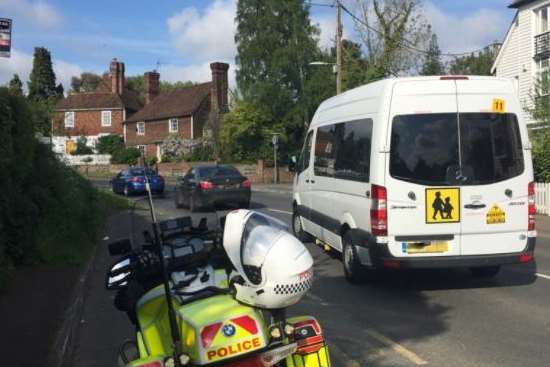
[199,166,240,178]
[390,113,524,186]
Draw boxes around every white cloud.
[0,0,63,29]
[0,48,82,92]
[161,61,236,90]
[424,2,508,55]
[167,0,237,63]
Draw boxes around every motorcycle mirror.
[108,239,132,256]
[105,256,133,290]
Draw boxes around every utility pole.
[336,0,343,95]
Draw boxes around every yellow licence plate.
[406,241,448,254]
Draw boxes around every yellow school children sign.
[425,188,460,224]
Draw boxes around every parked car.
[111,168,165,196]
[292,76,535,283]
[175,165,251,211]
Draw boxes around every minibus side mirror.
[288,155,297,172]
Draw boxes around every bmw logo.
[222,324,236,337]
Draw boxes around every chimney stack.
[109,58,125,95]
[210,62,229,113]
[144,71,160,105]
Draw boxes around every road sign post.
[272,134,279,184]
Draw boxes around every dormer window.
[64,111,74,128]
[101,110,112,127]
[169,118,179,133]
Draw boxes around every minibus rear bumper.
[361,237,536,269]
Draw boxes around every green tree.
[448,43,500,75]
[96,134,124,155]
[354,0,430,79]
[421,33,444,75]
[71,72,103,93]
[126,75,195,104]
[28,47,60,101]
[235,0,320,147]
[221,100,282,162]
[111,147,141,165]
[73,136,93,155]
[527,76,550,181]
[8,74,23,96]
[331,39,369,91]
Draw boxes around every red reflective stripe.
[293,319,321,334]
[231,315,258,335]
[201,322,222,348]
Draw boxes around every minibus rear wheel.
[343,232,370,284]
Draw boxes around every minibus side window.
[314,125,337,177]
[334,119,373,182]
[298,130,314,173]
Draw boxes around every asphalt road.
[74,185,550,367]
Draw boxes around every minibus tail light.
[528,181,535,231]
[371,184,387,237]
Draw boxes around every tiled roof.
[56,93,125,110]
[55,76,142,111]
[125,82,212,123]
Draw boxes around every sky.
[0,0,517,91]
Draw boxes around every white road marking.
[365,329,428,366]
[267,208,292,215]
[536,273,550,280]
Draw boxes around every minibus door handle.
[464,203,486,210]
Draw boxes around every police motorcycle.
[105,171,332,367]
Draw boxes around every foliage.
[421,33,445,76]
[126,75,195,104]
[111,147,141,165]
[448,43,500,75]
[235,0,320,149]
[71,72,103,93]
[184,144,216,162]
[336,39,369,91]
[28,98,56,136]
[28,47,62,101]
[146,156,158,167]
[160,135,203,162]
[73,136,94,155]
[0,88,114,288]
[527,77,550,181]
[354,0,430,79]
[8,74,23,96]
[96,134,124,155]
[220,100,283,162]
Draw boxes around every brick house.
[124,62,229,161]
[53,58,141,154]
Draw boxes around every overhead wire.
[307,0,502,58]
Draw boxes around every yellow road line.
[365,329,428,365]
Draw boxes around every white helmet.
[223,210,314,309]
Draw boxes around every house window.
[137,145,146,155]
[537,6,550,34]
[64,111,74,128]
[169,118,179,133]
[538,58,550,96]
[101,111,112,127]
[137,121,145,135]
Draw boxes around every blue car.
[111,168,165,196]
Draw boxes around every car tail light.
[241,179,252,188]
[130,176,144,183]
[528,181,535,231]
[383,260,401,269]
[519,253,534,263]
[371,184,387,236]
[199,181,214,190]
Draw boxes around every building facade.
[492,0,550,125]
[53,58,141,154]
[124,62,229,161]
